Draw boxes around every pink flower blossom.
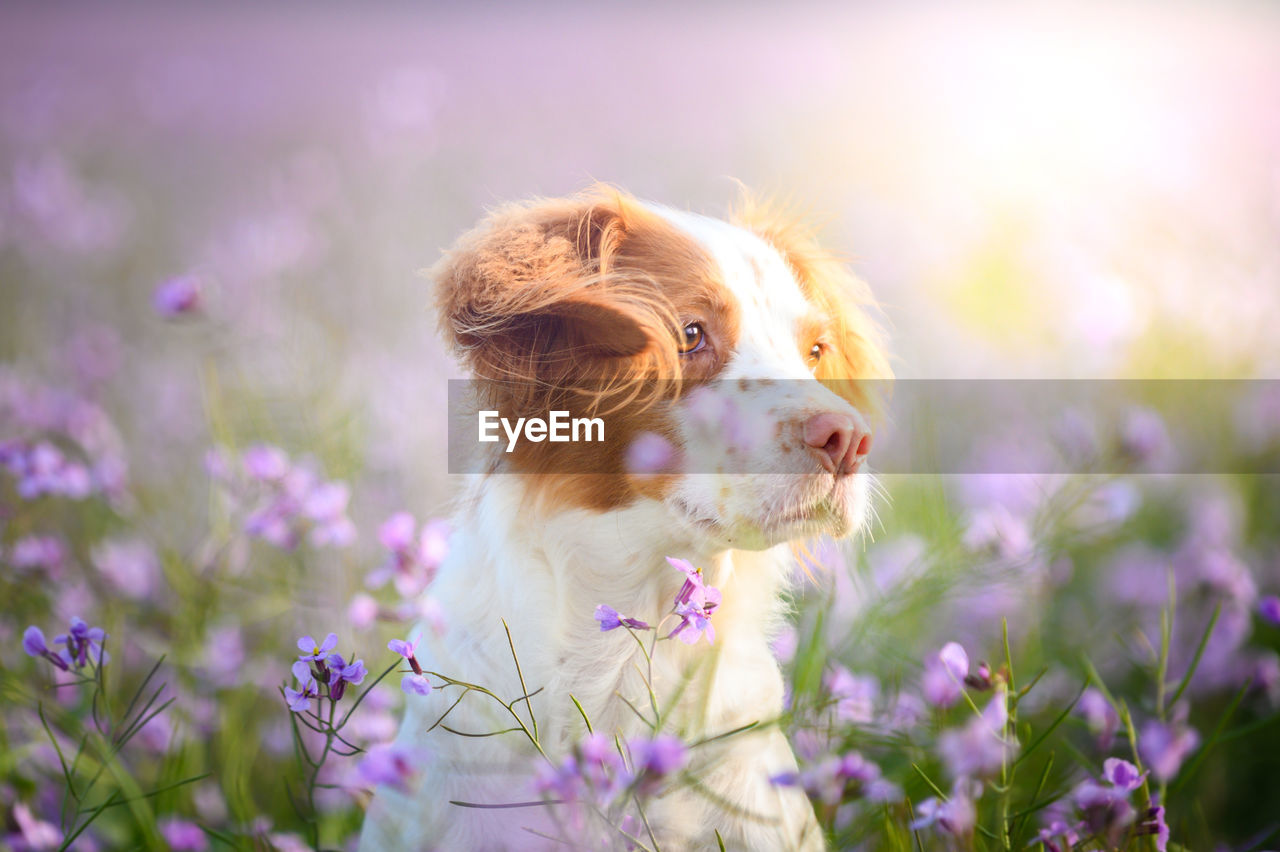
[1139,707,1200,784]
[152,275,202,318]
[368,512,449,597]
[625,432,679,476]
[353,743,429,793]
[937,691,1017,779]
[665,557,721,645]
[92,537,159,599]
[922,642,969,707]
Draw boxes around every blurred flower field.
[3,2,1280,850]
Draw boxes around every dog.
[359,185,890,850]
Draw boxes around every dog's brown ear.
[548,295,652,358]
[434,187,679,409]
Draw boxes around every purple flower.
[379,511,416,551]
[668,556,703,605]
[11,803,62,849]
[389,631,426,674]
[419,518,450,565]
[1071,758,1156,840]
[922,642,969,707]
[937,691,1016,780]
[9,535,66,572]
[158,818,209,851]
[402,674,432,696]
[665,558,721,645]
[1138,804,1170,852]
[625,432,679,476]
[3,440,93,501]
[265,834,310,852]
[1120,407,1169,466]
[0,374,129,505]
[535,755,587,802]
[53,617,108,668]
[577,733,626,789]
[297,633,337,662]
[630,734,687,777]
[152,275,202,318]
[594,604,651,632]
[670,588,721,645]
[1139,710,1200,784]
[1073,777,1135,837]
[1102,758,1146,792]
[217,446,356,552]
[327,654,367,685]
[304,481,356,547]
[243,445,289,481]
[368,512,449,597]
[285,687,315,714]
[1076,688,1119,749]
[387,634,418,660]
[92,538,159,600]
[939,642,969,679]
[1260,595,1280,626]
[22,626,49,658]
[964,661,994,691]
[22,626,70,672]
[911,780,980,836]
[325,653,367,700]
[626,734,688,796]
[243,503,298,549]
[825,666,879,725]
[536,734,629,805]
[771,751,898,806]
[1034,820,1081,852]
[285,661,319,713]
[354,743,428,793]
[390,632,432,693]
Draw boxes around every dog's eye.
[678,322,707,355]
[808,343,824,365]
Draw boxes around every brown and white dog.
[359,186,890,851]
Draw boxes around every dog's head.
[436,185,890,550]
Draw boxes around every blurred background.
[3,2,1280,849]
[4,1,1279,511]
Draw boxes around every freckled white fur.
[360,208,872,851]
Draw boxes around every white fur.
[359,205,874,851]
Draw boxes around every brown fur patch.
[436,185,735,512]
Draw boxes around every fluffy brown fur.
[435,185,733,510]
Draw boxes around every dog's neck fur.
[428,475,794,748]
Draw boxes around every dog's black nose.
[802,412,872,476]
